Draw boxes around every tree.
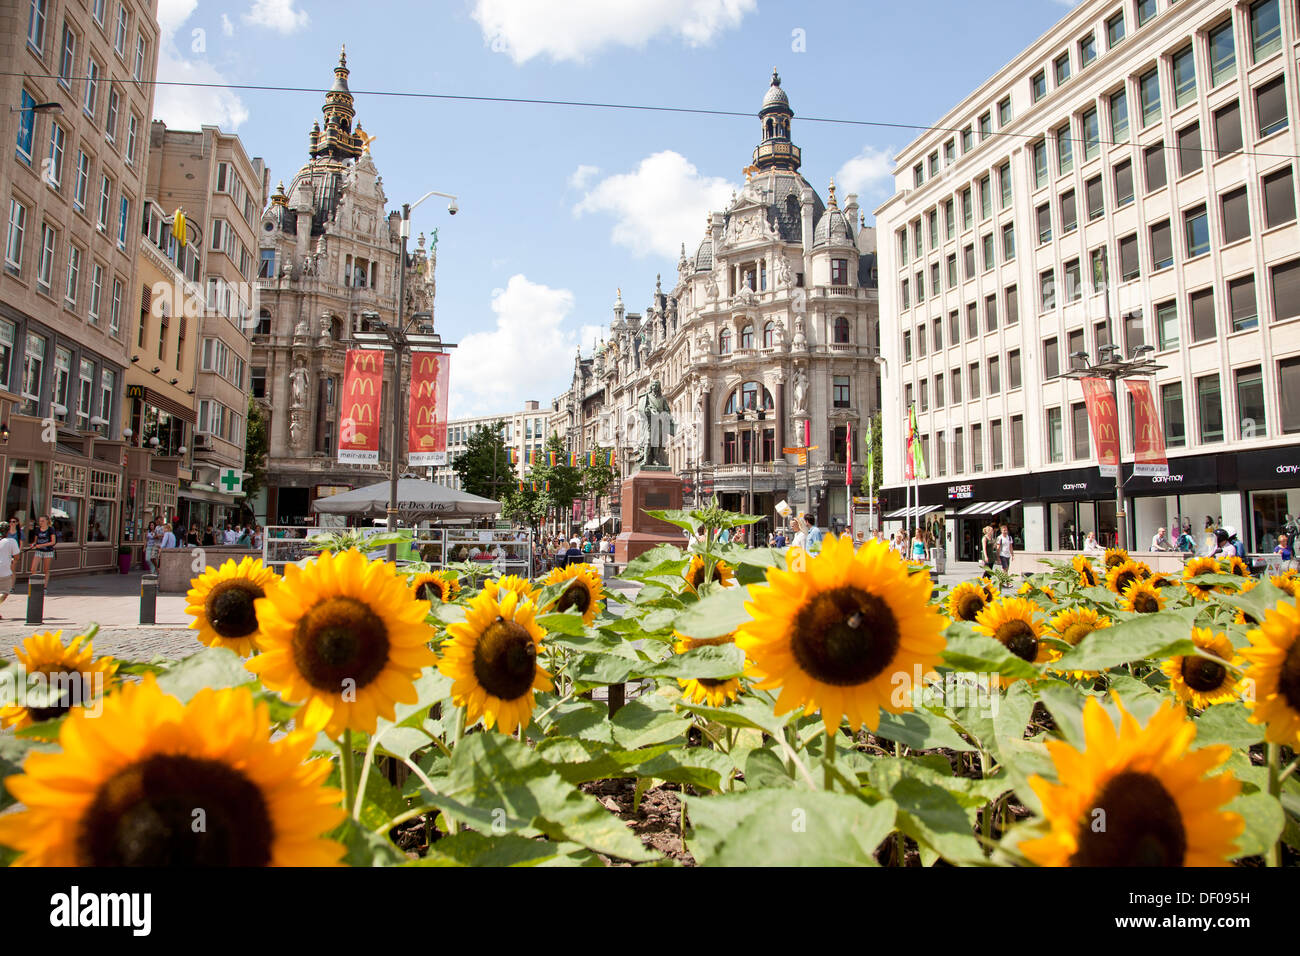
[501,486,547,537]
[860,410,883,498]
[242,398,269,521]
[452,421,513,500]
[581,455,617,503]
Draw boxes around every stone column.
[701,390,712,464]
[775,382,786,454]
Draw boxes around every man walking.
[0,529,20,618]
[996,523,1015,572]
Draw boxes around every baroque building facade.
[552,73,881,537]
[251,49,435,526]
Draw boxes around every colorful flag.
[548,451,558,467]
[865,418,875,490]
[908,405,928,481]
[845,424,853,487]
[338,349,383,463]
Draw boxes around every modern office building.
[876,0,1300,560]
[433,400,553,492]
[1,0,160,573]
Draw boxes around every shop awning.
[583,516,612,530]
[883,504,943,520]
[954,499,1021,517]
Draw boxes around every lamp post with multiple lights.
[1059,314,1164,552]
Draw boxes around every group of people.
[539,532,615,572]
[142,518,264,573]
[976,524,1016,572]
[0,515,61,613]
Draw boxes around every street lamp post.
[1060,327,1163,551]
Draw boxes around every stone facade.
[552,73,881,536]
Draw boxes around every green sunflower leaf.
[1227,791,1286,860]
[1192,702,1265,749]
[872,707,977,752]
[940,629,1039,680]
[685,790,897,866]
[1210,580,1292,626]
[154,646,254,702]
[406,831,596,867]
[1050,605,1199,671]
[671,584,752,640]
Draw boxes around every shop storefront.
[1236,444,1300,553]
[1121,454,1231,554]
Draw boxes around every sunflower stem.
[1267,742,1282,868]
[822,729,838,791]
[1277,754,1299,784]
[339,730,357,817]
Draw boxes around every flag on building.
[907,404,928,481]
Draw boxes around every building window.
[971,424,983,472]
[1037,202,1052,244]
[1250,0,1282,62]
[833,376,850,408]
[1065,259,1083,301]
[1136,0,1156,27]
[932,317,943,352]
[89,262,102,325]
[946,253,957,287]
[1143,143,1166,193]
[1214,101,1242,156]
[1123,311,1145,355]
[1081,107,1100,162]
[963,243,975,279]
[1107,10,1126,48]
[1221,186,1250,243]
[105,87,119,141]
[36,223,55,290]
[1263,167,1296,227]
[962,126,973,152]
[116,195,129,249]
[84,56,101,119]
[1150,219,1173,270]
[1055,52,1071,86]
[1184,204,1210,258]
[1110,88,1130,142]
[110,276,122,333]
[951,367,962,404]
[831,258,849,285]
[1115,159,1134,206]
[1280,357,1300,432]
[1162,382,1186,446]
[73,150,89,210]
[944,198,955,239]
[97,175,111,229]
[1197,374,1224,443]
[1256,77,1288,138]
[1091,246,1109,293]
[1271,258,1300,321]
[988,356,1001,394]
[125,114,138,165]
[1172,46,1196,108]
[1229,275,1258,331]
[981,233,994,271]
[1061,190,1078,234]
[1044,337,1060,380]
[961,189,973,230]
[1139,68,1161,127]
[1080,32,1097,68]
[1086,175,1104,220]
[114,3,127,54]
[5,199,27,272]
[985,293,998,331]
[1156,299,1179,350]
[1032,70,1047,103]
[832,316,850,344]
[979,112,992,140]
[1119,233,1140,280]
[1207,20,1236,88]
[65,243,80,306]
[969,362,981,400]
[22,332,45,415]
[1056,123,1073,175]
[948,310,960,344]
[16,90,37,163]
[998,97,1012,127]
[1190,287,1217,341]
[1177,122,1202,175]
[27,0,47,52]
[133,33,147,81]
[1002,223,1016,261]
[1040,268,1056,311]
[762,321,775,348]
[1071,402,1090,459]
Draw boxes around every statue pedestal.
[614,470,685,563]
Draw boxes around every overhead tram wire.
[6,70,1298,165]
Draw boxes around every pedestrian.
[159,521,178,551]
[0,527,20,619]
[1274,533,1293,562]
[202,524,215,547]
[803,513,823,553]
[980,525,997,573]
[1151,527,1172,551]
[7,517,23,546]
[26,514,58,588]
[144,519,159,573]
[996,523,1014,572]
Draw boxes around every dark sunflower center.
[1106,555,1124,569]
[1059,623,1096,647]
[695,676,730,689]
[78,754,273,866]
[790,586,900,687]
[1114,571,1138,594]
[556,580,591,615]
[1278,640,1300,713]
[1081,568,1096,586]
[1070,771,1187,866]
[292,596,390,693]
[472,617,538,701]
[1133,592,1160,614]
[1181,656,1227,693]
[993,620,1039,661]
[205,580,264,639]
[956,593,985,621]
[416,581,444,602]
[1229,563,1245,577]
[27,667,85,723]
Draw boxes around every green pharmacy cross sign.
[219,469,243,494]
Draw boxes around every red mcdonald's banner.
[1124,379,1169,476]
[339,349,384,464]
[1080,377,1120,477]
[408,352,450,466]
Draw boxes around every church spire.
[753,68,800,172]
[309,46,364,161]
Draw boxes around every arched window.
[331,315,344,341]
[740,324,754,349]
[256,309,272,335]
[833,316,851,344]
[765,118,774,138]
[724,381,775,414]
[718,328,732,354]
[763,321,775,348]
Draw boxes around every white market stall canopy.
[311,479,501,522]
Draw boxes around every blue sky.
[154,0,1080,417]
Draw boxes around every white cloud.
[153,0,249,130]
[221,14,235,37]
[450,275,583,418]
[836,145,896,199]
[574,151,733,259]
[242,0,310,33]
[472,0,755,64]
[568,164,600,191]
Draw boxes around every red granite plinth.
[614,471,685,563]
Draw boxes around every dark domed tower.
[753,69,801,173]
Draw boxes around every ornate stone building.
[553,72,881,537]
[251,49,436,525]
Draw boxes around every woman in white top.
[1082,530,1105,555]
[790,520,807,552]
[144,520,159,573]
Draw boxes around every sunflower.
[1120,578,1166,615]
[683,554,736,592]
[1148,573,1176,590]
[0,674,344,866]
[673,630,743,706]
[1238,598,1300,746]
[1182,556,1224,600]
[1220,556,1251,579]
[1019,696,1242,866]
[1018,581,1056,602]
[1270,572,1297,598]
[185,557,280,656]
[409,570,460,604]
[947,580,999,624]
[735,536,946,736]
[1047,606,1112,680]
[0,631,118,731]
[439,589,552,734]
[1105,559,1150,597]
[974,598,1051,675]
[1071,554,1099,588]
[1103,548,1130,570]
[247,549,437,738]
[541,563,604,625]
[1233,578,1262,627]
[1162,629,1243,709]
[483,574,540,605]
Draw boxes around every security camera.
[447,200,458,216]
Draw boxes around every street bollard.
[140,574,159,625]
[26,578,44,625]
[607,682,625,717]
